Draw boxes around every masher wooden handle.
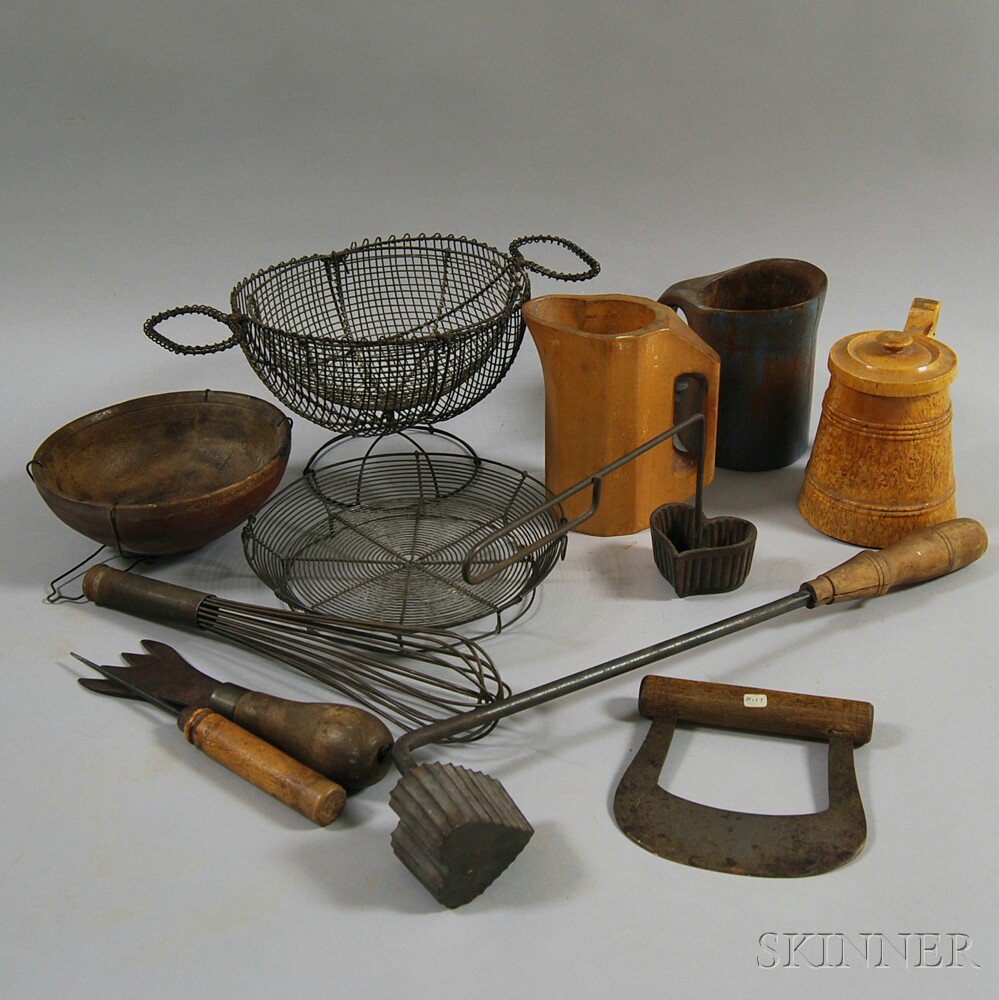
[803,518,987,606]
[178,707,346,826]
[638,676,874,745]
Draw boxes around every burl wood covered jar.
[798,298,958,547]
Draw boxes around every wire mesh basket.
[241,430,567,633]
[145,234,598,435]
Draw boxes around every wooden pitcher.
[659,258,827,471]
[523,294,719,536]
[798,298,958,547]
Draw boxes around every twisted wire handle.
[508,235,600,282]
[144,305,244,355]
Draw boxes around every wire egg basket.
[144,234,598,436]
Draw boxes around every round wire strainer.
[242,431,566,633]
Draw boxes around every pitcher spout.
[661,259,827,315]
[523,294,665,354]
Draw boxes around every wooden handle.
[903,297,940,340]
[803,518,987,606]
[83,565,208,626]
[178,707,346,826]
[658,282,705,317]
[670,356,719,487]
[225,691,393,791]
[639,676,874,745]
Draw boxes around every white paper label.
[743,693,768,708]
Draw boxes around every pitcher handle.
[903,297,940,340]
[658,284,700,322]
[509,236,600,282]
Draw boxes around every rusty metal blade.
[79,677,179,701]
[75,640,219,708]
[613,715,867,877]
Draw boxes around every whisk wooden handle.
[638,676,874,745]
[803,518,987,605]
[83,565,208,625]
[178,707,346,825]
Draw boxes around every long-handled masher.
[387,518,987,907]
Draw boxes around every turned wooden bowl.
[30,390,292,555]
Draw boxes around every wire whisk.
[82,566,508,740]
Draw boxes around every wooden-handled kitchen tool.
[71,654,347,826]
[386,518,986,907]
[79,640,393,790]
[614,677,874,877]
[80,565,507,739]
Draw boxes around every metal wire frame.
[26,461,151,602]
[193,595,509,740]
[242,431,567,634]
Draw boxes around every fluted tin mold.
[650,504,757,597]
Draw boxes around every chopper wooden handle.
[83,565,208,626]
[178,707,346,826]
[638,676,874,745]
[803,518,987,606]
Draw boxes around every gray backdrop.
[3,3,996,998]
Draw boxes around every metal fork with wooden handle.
[79,641,393,791]
[72,653,348,826]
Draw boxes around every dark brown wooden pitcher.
[659,259,827,471]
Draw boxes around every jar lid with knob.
[828,297,957,396]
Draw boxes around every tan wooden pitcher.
[522,294,720,536]
[798,298,958,546]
